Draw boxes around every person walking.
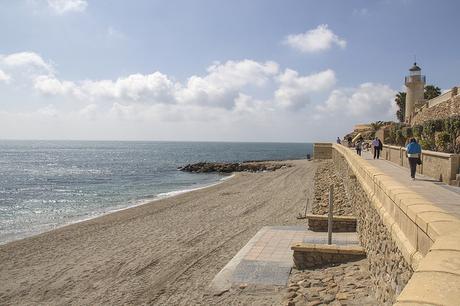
[372,137,382,159]
[406,138,422,180]
[336,137,341,144]
[355,138,363,156]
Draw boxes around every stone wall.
[313,143,332,159]
[306,215,357,232]
[332,148,413,304]
[382,144,460,184]
[412,95,460,126]
[292,243,366,270]
[329,143,460,305]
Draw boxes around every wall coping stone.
[291,242,366,255]
[330,143,460,305]
[383,144,455,158]
[305,214,357,222]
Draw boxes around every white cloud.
[34,75,80,96]
[47,0,87,14]
[274,69,336,110]
[178,59,279,108]
[0,70,11,83]
[1,51,401,141]
[81,72,178,103]
[1,52,53,73]
[283,24,346,53]
[317,83,397,120]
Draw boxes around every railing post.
[328,185,333,245]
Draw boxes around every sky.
[0,0,459,142]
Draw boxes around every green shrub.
[401,127,413,138]
[413,125,423,137]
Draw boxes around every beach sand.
[0,159,317,305]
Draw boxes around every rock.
[310,279,322,287]
[239,283,247,289]
[335,292,348,300]
[286,292,297,299]
[322,294,335,303]
[307,300,322,306]
[299,280,311,288]
[178,161,291,173]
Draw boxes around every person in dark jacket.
[372,137,382,159]
[355,138,363,156]
[406,138,422,180]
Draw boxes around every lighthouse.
[404,62,426,123]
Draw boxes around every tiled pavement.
[209,226,359,293]
[360,150,460,218]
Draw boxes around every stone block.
[417,250,460,275]
[427,220,460,241]
[430,233,460,252]
[406,204,445,224]
[416,227,433,256]
[415,211,459,234]
[396,271,460,305]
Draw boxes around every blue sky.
[0,0,459,141]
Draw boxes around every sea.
[0,140,312,244]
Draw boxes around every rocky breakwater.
[178,161,291,173]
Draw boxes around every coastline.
[0,159,317,305]
[0,173,234,246]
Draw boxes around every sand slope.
[0,160,317,305]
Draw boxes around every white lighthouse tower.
[404,62,425,123]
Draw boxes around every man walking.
[406,138,422,180]
[372,137,382,159]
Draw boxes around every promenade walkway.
[360,149,460,218]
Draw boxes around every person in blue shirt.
[406,138,422,180]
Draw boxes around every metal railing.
[405,75,426,84]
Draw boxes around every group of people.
[337,136,422,180]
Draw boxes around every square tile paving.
[209,226,360,293]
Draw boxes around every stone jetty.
[178,161,291,173]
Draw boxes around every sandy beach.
[0,159,317,305]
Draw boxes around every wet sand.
[0,159,317,305]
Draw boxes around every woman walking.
[406,138,422,180]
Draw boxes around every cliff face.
[412,95,460,126]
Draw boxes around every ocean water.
[0,140,312,244]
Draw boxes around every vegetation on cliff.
[385,117,460,153]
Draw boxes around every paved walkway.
[209,226,359,294]
[360,150,460,218]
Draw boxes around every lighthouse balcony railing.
[405,75,426,84]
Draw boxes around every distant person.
[355,138,363,156]
[406,138,422,180]
[372,137,382,159]
[347,136,352,147]
[336,137,341,144]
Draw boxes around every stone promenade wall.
[332,147,413,303]
[382,144,460,184]
[330,143,460,305]
[313,143,332,159]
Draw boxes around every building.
[404,62,459,125]
[404,62,425,123]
